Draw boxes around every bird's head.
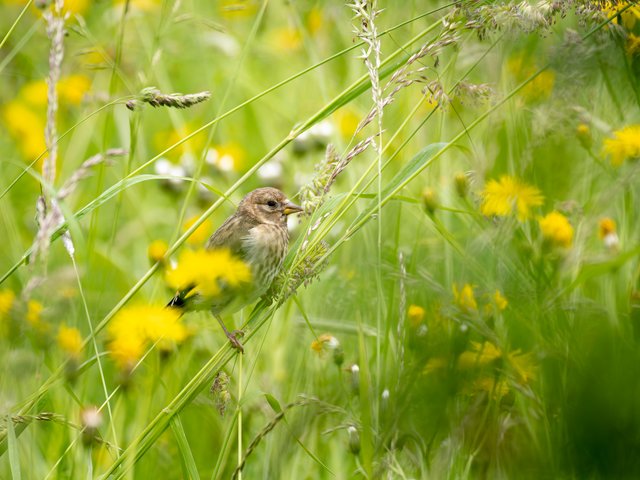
[238,187,303,226]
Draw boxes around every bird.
[167,187,303,352]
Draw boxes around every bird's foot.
[225,329,245,353]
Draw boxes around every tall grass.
[1,1,640,478]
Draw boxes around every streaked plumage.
[168,187,302,351]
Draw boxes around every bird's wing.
[206,213,256,260]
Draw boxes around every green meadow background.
[1,0,640,478]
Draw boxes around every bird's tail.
[166,292,186,309]
[166,286,195,311]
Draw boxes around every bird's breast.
[242,224,288,294]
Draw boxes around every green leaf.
[264,394,282,414]
[6,417,21,480]
[170,416,200,480]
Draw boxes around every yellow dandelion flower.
[108,306,148,341]
[407,304,425,327]
[602,124,640,166]
[58,74,91,105]
[148,239,169,263]
[480,175,544,221]
[108,334,146,370]
[0,289,15,319]
[107,304,185,368]
[143,308,188,351]
[539,211,574,248]
[57,325,83,358]
[601,1,640,30]
[183,216,212,246]
[453,283,478,313]
[458,341,502,369]
[165,248,252,297]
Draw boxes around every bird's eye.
[267,200,278,208]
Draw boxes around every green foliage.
[1,0,640,479]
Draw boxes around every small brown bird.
[168,187,303,352]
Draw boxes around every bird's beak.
[283,200,303,215]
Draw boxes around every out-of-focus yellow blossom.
[143,309,189,351]
[113,0,160,11]
[2,100,47,160]
[26,299,48,332]
[107,304,186,369]
[539,211,574,248]
[62,0,89,15]
[423,357,448,375]
[108,333,146,370]
[627,33,640,56]
[165,248,252,297]
[598,217,619,250]
[207,143,246,172]
[20,80,48,107]
[493,290,508,311]
[307,7,324,35]
[576,123,592,149]
[421,188,438,215]
[311,333,339,355]
[472,377,511,400]
[458,341,502,369]
[602,124,640,166]
[480,175,544,221]
[459,342,536,383]
[310,333,343,366]
[0,289,15,319]
[508,57,555,102]
[61,287,78,299]
[183,216,212,246]
[148,239,169,263]
[154,124,206,160]
[601,1,640,30]
[271,27,302,52]
[508,349,536,384]
[333,108,360,138]
[453,283,478,313]
[599,217,616,238]
[57,325,83,358]
[407,304,425,327]
[58,74,91,105]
